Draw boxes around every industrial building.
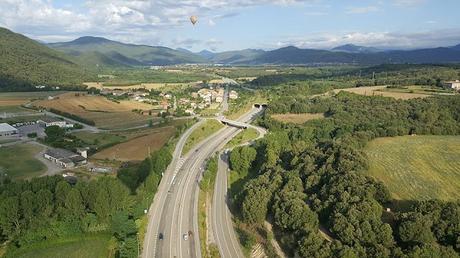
[0,123,18,137]
[37,117,73,128]
[44,148,87,168]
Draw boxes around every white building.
[0,123,18,137]
[215,96,223,103]
[444,80,460,90]
[229,90,239,100]
[37,117,72,128]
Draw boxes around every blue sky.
[1,0,460,52]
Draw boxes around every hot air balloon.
[190,16,198,25]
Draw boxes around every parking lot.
[17,124,45,138]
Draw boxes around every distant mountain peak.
[199,49,214,54]
[176,47,193,53]
[197,49,215,59]
[332,44,381,53]
[71,36,112,44]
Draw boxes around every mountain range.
[48,35,460,67]
[2,26,460,90]
[48,36,206,67]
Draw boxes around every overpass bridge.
[219,118,249,129]
[217,106,267,132]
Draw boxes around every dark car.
[159,233,164,240]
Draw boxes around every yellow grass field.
[93,126,176,161]
[271,113,325,124]
[33,92,157,129]
[0,91,65,106]
[364,135,460,201]
[333,86,430,100]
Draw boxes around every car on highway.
[159,233,164,240]
[183,233,188,241]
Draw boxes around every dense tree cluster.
[250,64,460,89]
[0,177,135,255]
[230,92,460,257]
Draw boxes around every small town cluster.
[99,85,238,115]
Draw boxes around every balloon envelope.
[190,16,198,25]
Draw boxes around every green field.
[0,144,46,180]
[7,234,114,258]
[182,119,224,156]
[226,128,259,148]
[364,135,460,201]
[72,131,126,149]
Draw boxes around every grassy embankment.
[198,156,221,258]
[364,135,460,201]
[0,144,46,180]
[225,128,259,149]
[182,119,224,156]
[226,91,267,121]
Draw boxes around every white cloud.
[269,29,460,50]
[0,0,90,33]
[0,0,311,48]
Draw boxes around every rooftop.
[0,123,17,132]
[45,148,80,160]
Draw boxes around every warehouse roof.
[0,123,17,132]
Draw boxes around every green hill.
[0,27,92,91]
[49,36,207,67]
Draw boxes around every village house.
[44,148,87,168]
[229,90,239,100]
[444,80,460,91]
[37,117,73,128]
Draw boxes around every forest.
[229,92,460,257]
[250,64,460,89]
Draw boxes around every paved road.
[142,107,263,258]
[211,112,266,258]
[142,119,205,258]
[212,152,245,258]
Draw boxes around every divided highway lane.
[142,120,204,258]
[143,107,262,258]
[211,112,266,258]
[212,152,245,258]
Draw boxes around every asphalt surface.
[142,107,263,258]
[211,114,266,258]
[211,152,245,258]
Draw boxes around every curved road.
[142,107,263,258]
[211,114,266,258]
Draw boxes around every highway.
[211,152,245,258]
[142,106,263,258]
[211,115,266,258]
